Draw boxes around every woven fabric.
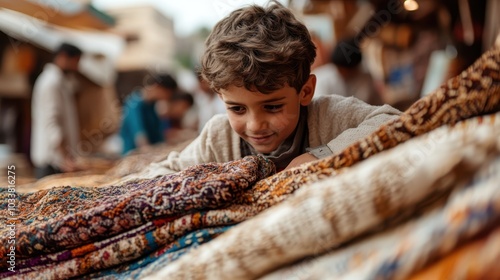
[144,113,500,280]
[0,155,274,266]
[408,228,500,280]
[8,227,230,280]
[262,154,500,280]
[2,209,250,279]
[89,226,230,280]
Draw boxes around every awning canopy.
[0,8,124,86]
[0,0,115,30]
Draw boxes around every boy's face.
[218,75,315,154]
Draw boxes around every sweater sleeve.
[133,114,241,178]
[308,96,401,157]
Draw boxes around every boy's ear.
[299,74,316,106]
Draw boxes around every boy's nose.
[246,114,267,132]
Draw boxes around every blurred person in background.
[161,92,198,144]
[119,74,177,155]
[313,37,383,105]
[31,42,83,179]
[193,71,226,133]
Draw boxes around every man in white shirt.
[31,42,82,179]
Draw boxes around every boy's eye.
[228,106,245,114]
[264,104,283,112]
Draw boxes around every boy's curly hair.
[201,1,316,94]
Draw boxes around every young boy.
[142,1,400,176]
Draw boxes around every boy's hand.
[285,153,318,170]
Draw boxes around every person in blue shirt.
[120,74,178,155]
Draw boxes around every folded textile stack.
[1,46,499,280]
[0,156,274,279]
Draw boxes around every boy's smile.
[218,76,316,154]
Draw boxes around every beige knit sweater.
[135,95,401,179]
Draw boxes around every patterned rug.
[89,226,230,279]
[0,156,274,274]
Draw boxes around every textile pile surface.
[15,140,192,194]
[0,46,499,280]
